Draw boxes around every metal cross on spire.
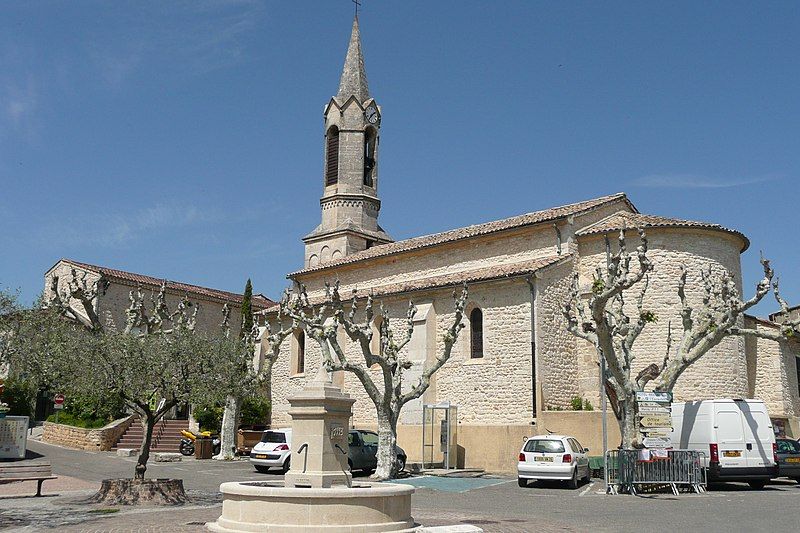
[352,0,361,17]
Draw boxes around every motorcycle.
[179,429,221,456]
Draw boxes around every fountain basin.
[206,481,416,533]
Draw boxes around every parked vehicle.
[775,438,800,482]
[179,429,221,456]
[671,399,778,488]
[517,435,591,489]
[348,429,407,474]
[250,429,292,473]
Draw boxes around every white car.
[250,429,292,473]
[517,434,591,488]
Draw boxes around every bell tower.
[303,16,392,268]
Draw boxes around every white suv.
[517,434,591,489]
[250,429,292,474]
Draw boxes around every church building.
[261,17,800,472]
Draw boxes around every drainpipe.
[526,276,538,420]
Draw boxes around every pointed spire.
[337,16,370,103]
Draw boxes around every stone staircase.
[112,418,189,453]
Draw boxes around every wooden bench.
[0,462,58,496]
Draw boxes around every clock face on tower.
[365,104,379,125]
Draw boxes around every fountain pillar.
[284,365,356,488]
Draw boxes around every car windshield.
[777,439,800,453]
[361,432,379,447]
[524,439,565,453]
[260,431,287,444]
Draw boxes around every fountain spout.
[298,443,309,473]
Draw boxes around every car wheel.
[583,466,591,482]
[567,468,579,489]
[748,480,767,489]
[281,458,290,474]
[396,456,406,473]
[518,478,528,488]
[254,465,270,474]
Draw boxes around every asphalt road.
[7,439,800,533]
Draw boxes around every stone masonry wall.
[745,317,800,419]
[536,259,580,410]
[42,416,133,451]
[576,228,748,401]
[45,261,245,337]
[268,278,536,427]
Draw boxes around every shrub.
[241,396,270,427]
[582,398,594,411]
[46,411,108,429]
[194,403,224,433]
[570,396,584,411]
[0,378,37,418]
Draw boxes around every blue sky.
[1,1,798,316]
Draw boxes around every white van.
[671,399,778,488]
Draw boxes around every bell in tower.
[303,16,393,268]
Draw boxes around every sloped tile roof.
[290,193,633,277]
[52,259,274,309]
[268,254,568,312]
[575,211,749,251]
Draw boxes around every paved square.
[2,440,799,532]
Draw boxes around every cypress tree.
[240,279,253,337]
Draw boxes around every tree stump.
[88,478,187,505]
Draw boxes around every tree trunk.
[372,410,399,481]
[215,394,240,460]
[618,394,638,449]
[135,415,156,480]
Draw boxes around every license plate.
[534,456,554,462]
[253,454,267,459]
[723,450,741,458]
[786,457,800,463]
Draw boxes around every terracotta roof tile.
[575,211,749,251]
[290,193,633,277]
[267,255,568,312]
[55,259,274,309]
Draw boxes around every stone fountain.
[206,365,416,532]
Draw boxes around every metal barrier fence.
[605,449,706,495]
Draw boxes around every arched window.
[292,330,306,375]
[325,126,339,186]
[370,315,384,356]
[470,308,483,359]
[363,127,376,187]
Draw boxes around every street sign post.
[53,394,65,424]
[635,391,672,403]
[636,390,673,448]
[639,415,672,428]
[53,394,65,410]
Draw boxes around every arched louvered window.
[363,127,376,187]
[325,126,339,186]
[470,308,483,359]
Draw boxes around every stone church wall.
[267,278,537,428]
[744,317,800,426]
[535,259,580,410]
[576,227,748,401]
